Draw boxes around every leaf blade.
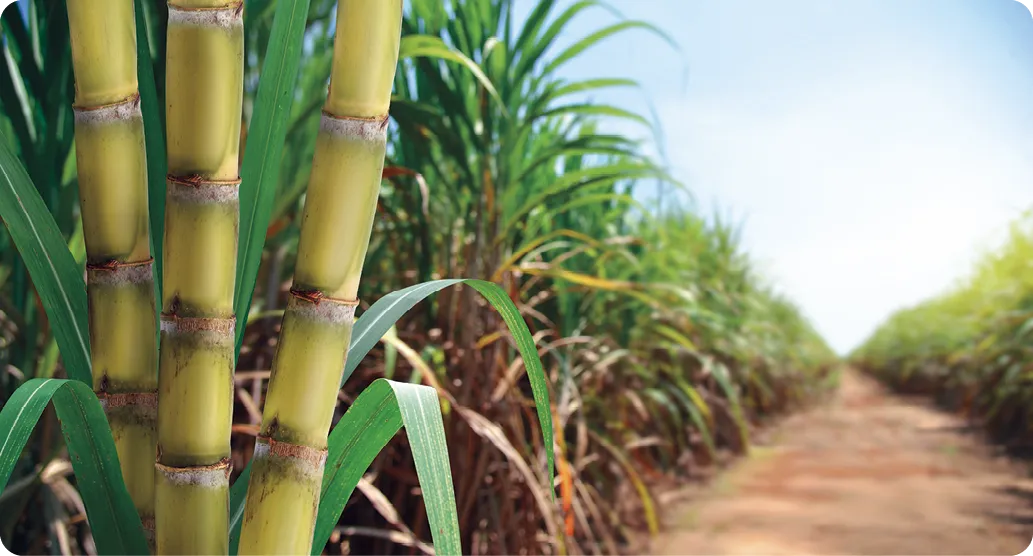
[134,0,167,305]
[0,128,90,385]
[229,379,461,555]
[309,380,461,555]
[229,279,557,552]
[234,0,313,357]
[340,279,553,489]
[0,379,148,555]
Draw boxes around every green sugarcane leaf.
[670,377,716,459]
[228,279,556,551]
[542,20,680,79]
[342,279,553,487]
[234,0,312,358]
[0,379,148,555]
[399,35,505,114]
[312,379,458,554]
[134,0,167,306]
[707,358,750,452]
[0,128,90,385]
[536,103,650,128]
[227,464,252,552]
[228,379,459,556]
[586,429,659,536]
[502,163,670,238]
[548,77,638,100]
[343,280,462,384]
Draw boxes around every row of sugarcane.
[851,213,1033,449]
[65,0,401,553]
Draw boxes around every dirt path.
[650,369,1033,555]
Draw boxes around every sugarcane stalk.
[65,0,158,547]
[154,1,243,553]
[236,2,402,554]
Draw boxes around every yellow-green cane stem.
[153,315,233,554]
[165,2,244,181]
[155,460,230,556]
[74,98,152,262]
[157,1,241,551]
[237,295,355,555]
[99,391,158,542]
[255,295,357,446]
[67,0,159,543]
[292,116,389,299]
[161,177,240,316]
[66,0,138,107]
[157,316,234,465]
[87,262,158,540]
[236,437,329,555]
[155,179,238,554]
[238,118,386,555]
[237,1,400,552]
[86,262,157,392]
[325,0,402,119]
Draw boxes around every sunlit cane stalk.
[65,0,159,547]
[237,1,402,553]
[153,1,243,553]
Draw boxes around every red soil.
[649,370,1033,555]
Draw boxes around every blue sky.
[513,0,1033,354]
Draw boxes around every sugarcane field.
[2,0,1033,555]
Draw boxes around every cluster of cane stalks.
[63,0,401,552]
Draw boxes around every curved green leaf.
[0,379,147,555]
[312,379,459,554]
[135,0,167,304]
[708,359,750,451]
[229,379,460,555]
[399,34,506,116]
[342,279,553,486]
[549,77,638,100]
[0,128,90,385]
[234,0,313,357]
[501,163,670,239]
[229,279,556,551]
[535,103,650,128]
[344,280,463,384]
[670,377,716,459]
[511,0,594,87]
[542,20,680,78]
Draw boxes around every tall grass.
[853,211,1033,452]
[0,0,836,554]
